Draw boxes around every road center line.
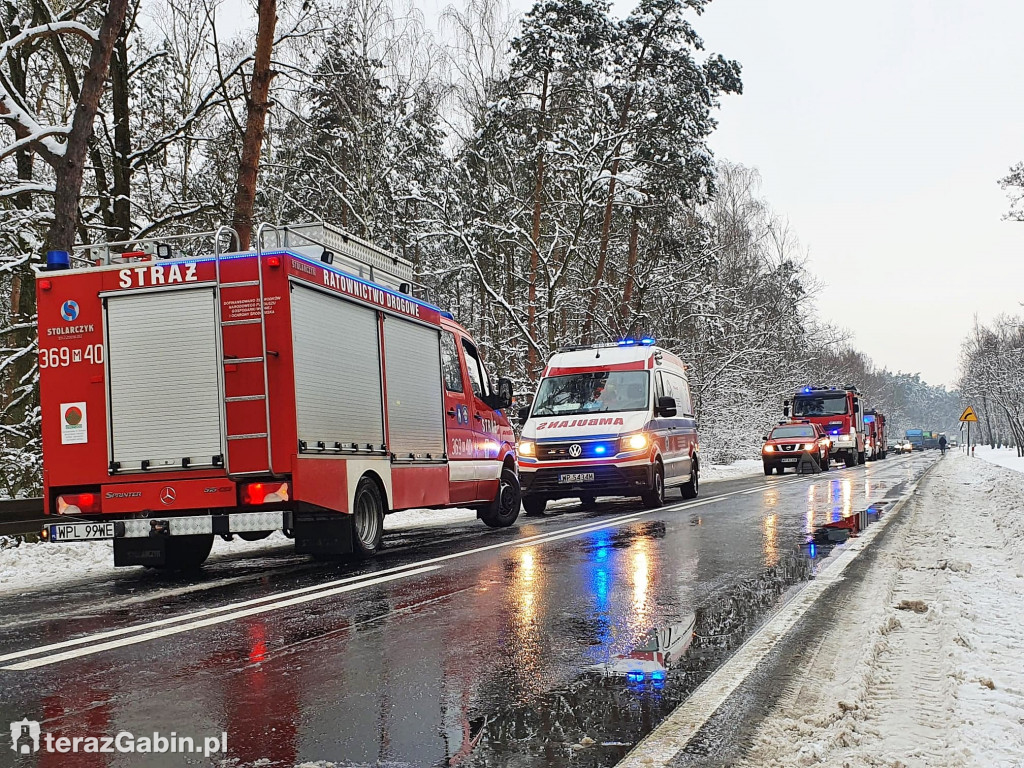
[3,565,444,671]
[0,472,832,669]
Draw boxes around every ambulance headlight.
[518,440,535,457]
[623,433,649,451]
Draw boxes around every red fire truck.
[784,386,866,468]
[36,222,520,569]
[864,409,887,461]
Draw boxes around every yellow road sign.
[959,406,979,423]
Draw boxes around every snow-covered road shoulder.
[730,452,1024,767]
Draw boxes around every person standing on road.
[939,434,948,455]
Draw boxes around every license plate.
[781,458,798,464]
[49,522,116,542]
[559,473,595,484]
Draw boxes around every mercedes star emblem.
[159,486,176,505]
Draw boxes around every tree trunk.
[46,0,132,252]
[620,205,640,332]
[528,70,549,374]
[111,30,132,241]
[230,0,278,250]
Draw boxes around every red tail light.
[56,492,101,515]
[267,256,281,268]
[242,482,290,505]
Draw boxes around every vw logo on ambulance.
[60,300,79,322]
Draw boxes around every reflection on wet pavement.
[0,456,935,768]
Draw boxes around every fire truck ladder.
[214,225,276,478]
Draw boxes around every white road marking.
[4,565,443,670]
[615,460,935,768]
[0,469,864,670]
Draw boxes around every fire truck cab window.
[440,331,463,393]
[462,340,490,399]
[793,393,848,416]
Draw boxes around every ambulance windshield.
[531,371,650,417]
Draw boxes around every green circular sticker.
[65,406,83,426]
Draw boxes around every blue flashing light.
[809,542,817,559]
[440,310,455,321]
[802,386,812,394]
[626,670,645,683]
[640,336,656,346]
[651,669,667,681]
[46,250,70,271]
[618,338,638,346]
[594,445,607,455]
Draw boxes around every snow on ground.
[701,458,765,482]
[732,452,1024,768]
[975,444,1024,475]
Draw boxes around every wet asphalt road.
[0,453,937,768]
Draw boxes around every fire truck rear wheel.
[238,531,273,542]
[352,476,384,557]
[844,453,857,468]
[154,534,214,571]
[480,467,522,528]
[858,451,866,465]
[641,462,665,509]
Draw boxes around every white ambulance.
[517,339,699,514]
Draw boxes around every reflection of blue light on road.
[832,506,842,522]
[592,531,611,561]
[594,568,608,608]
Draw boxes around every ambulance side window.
[440,331,464,393]
[461,340,489,399]
[665,372,693,416]
[655,371,667,402]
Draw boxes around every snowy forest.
[0,0,959,496]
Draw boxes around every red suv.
[762,422,831,475]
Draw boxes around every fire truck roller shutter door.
[382,317,446,458]
[291,284,384,450]
[106,288,223,471]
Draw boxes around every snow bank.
[731,453,1024,767]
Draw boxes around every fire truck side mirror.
[483,377,514,412]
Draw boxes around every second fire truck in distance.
[785,386,866,468]
[37,222,520,570]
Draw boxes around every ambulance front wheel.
[641,462,665,509]
[522,496,547,517]
[352,476,384,557]
[480,467,521,528]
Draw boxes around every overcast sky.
[692,0,1024,387]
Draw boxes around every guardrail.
[0,497,45,538]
